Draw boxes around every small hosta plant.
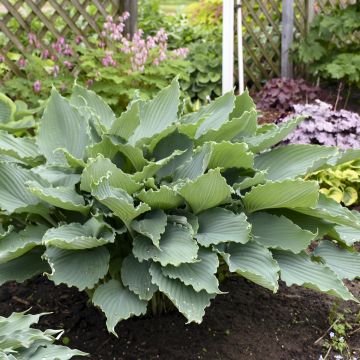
[0,311,87,359]
[1,79,360,334]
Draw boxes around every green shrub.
[0,80,360,335]
[295,3,360,87]
[0,311,87,359]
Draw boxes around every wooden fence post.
[305,0,315,34]
[119,0,138,38]
[281,0,294,78]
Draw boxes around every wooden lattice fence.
[0,0,352,87]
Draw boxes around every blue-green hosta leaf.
[254,144,338,181]
[54,147,86,169]
[42,218,116,250]
[274,250,356,301]
[0,224,13,239]
[174,143,212,181]
[81,154,141,194]
[131,210,167,248]
[178,169,232,214]
[250,212,316,253]
[150,263,215,323]
[162,248,221,294]
[132,149,186,182]
[181,92,235,139]
[229,89,256,118]
[121,254,158,300]
[128,78,180,146]
[136,185,184,210]
[196,207,250,246]
[0,131,42,165]
[222,241,280,292]
[327,148,360,167]
[108,100,141,140]
[19,344,88,360]
[244,116,304,153]
[92,279,147,335]
[243,179,319,213]
[329,225,360,246]
[294,194,360,230]
[208,141,253,170]
[71,83,116,129]
[0,225,47,264]
[27,181,90,214]
[0,250,50,286]
[91,176,150,227]
[314,241,360,280]
[233,171,267,191]
[44,246,110,290]
[133,223,199,266]
[196,109,257,144]
[37,89,91,165]
[32,165,80,187]
[85,137,118,160]
[0,162,49,214]
[0,93,16,123]
[0,118,36,133]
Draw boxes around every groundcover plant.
[1,79,360,334]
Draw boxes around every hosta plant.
[1,79,360,334]
[0,311,87,359]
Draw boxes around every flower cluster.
[278,101,360,149]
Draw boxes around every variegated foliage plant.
[1,79,360,334]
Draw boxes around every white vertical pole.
[236,0,244,94]
[222,0,234,94]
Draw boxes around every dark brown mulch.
[1,276,360,360]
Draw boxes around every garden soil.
[0,276,359,360]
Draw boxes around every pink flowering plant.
[0,12,189,110]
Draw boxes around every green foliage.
[1,79,360,334]
[308,160,360,206]
[295,3,360,87]
[186,0,222,28]
[0,311,87,359]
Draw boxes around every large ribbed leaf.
[294,194,360,230]
[0,131,42,165]
[32,165,80,187]
[150,263,215,323]
[254,145,338,181]
[0,225,47,264]
[174,143,212,181]
[330,225,360,246]
[133,223,198,266]
[162,248,221,293]
[92,279,147,335]
[131,210,167,248]
[136,185,183,210]
[181,92,235,139]
[0,93,16,123]
[37,89,91,165]
[27,181,90,214]
[128,78,180,145]
[0,162,48,214]
[91,176,150,227]
[208,141,253,170]
[19,344,88,360]
[196,110,257,144]
[81,154,141,194]
[121,254,158,300]
[196,207,250,246]
[42,218,116,250]
[244,116,304,153]
[178,169,232,214]
[0,250,50,285]
[229,89,256,118]
[314,241,360,280]
[274,250,356,301]
[223,241,280,292]
[109,100,140,140]
[44,246,110,290]
[71,84,116,129]
[243,179,319,213]
[233,171,267,191]
[250,212,315,253]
